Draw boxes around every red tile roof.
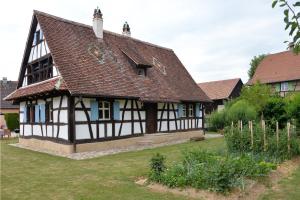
[4,77,67,101]
[248,51,300,84]
[7,10,210,103]
[198,78,242,100]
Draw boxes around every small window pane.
[99,110,103,119]
[104,102,109,108]
[104,110,110,119]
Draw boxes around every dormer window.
[138,68,146,76]
[121,47,152,77]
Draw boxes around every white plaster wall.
[76,125,90,140]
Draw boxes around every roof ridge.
[198,78,241,85]
[34,10,173,51]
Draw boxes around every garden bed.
[137,157,300,200]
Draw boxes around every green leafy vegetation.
[149,150,276,193]
[248,54,266,79]
[1,137,225,200]
[4,113,19,131]
[272,0,300,54]
[207,84,299,131]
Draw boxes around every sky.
[0,0,291,84]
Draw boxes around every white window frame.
[189,104,194,117]
[99,101,110,120]
[280,82,289,92]
[182,104,187,117]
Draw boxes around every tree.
[239,83,273,117]
[272,0,300,54]
[248,54,266,79]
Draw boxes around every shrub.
[149,153,166,182]
[150,150,275,193]
[239,83,272,115]
[4,113,19,131]
[226,100,257,123]
[263,97,288,129]
[224,123,300,162]
[207,110,226,131]
[285,93,300,135]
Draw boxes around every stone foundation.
[19,138,74,154]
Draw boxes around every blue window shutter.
[90,100,99,121]
[195,103,200,117]
[40,104,46,123]
[23,106,27,122]
[113,101,120,120]
[178,104,183,118]
[35,105,40,122]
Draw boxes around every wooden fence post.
[240,120,243,132]
[287,122,291,154]
[231,121,234,135]
[276,121,279,149]
[250,121,253,149]
[262,120,266,152]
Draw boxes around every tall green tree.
[248,54,266,79]
[272,0,300,54]
[239,83,273,117]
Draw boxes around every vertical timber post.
[250,121,253,149]
[262,120,266,152]
[287,122,291,154]
[276,121,279,149]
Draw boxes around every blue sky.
[0,0,290,83]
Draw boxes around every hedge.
[4,113,19,131]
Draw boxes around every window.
[280,82,289,91]
[26,106,31,123]
[189,104,194,117]
[99,101,110,120]
[30,105,35,123]
[45,102,53,122]
[182,104,187,117]
[33,30,41,46]
[137,68,146,76]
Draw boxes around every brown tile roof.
[4,77,67,101]
[198,78,242,100]
[248,51,300,84]
[1,80,19,109]
[7,10,210,103]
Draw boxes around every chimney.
[2,77,7,85]
[93,7,103,39]
[122,22,131,37]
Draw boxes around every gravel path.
[10,133,223,160]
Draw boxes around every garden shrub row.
[149,151,276,193]
[224,123,300,162]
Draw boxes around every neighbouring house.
[198,78,243,114]
[4,9,210,153]
[248,50,300,96]
[0,77,19,128]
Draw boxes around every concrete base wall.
[19,138,73,154]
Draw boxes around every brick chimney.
[122,22,131,37]
[93,7,103,39]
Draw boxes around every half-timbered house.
[4,8,210,153]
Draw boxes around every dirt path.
[136,157,300,200]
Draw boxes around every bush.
[207,110,226,131]
[285,93,300,135]
[263,97,288,129]
[149,153,166,182]
[150,150,275,193]
[4,113,19,131]
[224,123,300,162]
[226,100,257,123]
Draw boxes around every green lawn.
[260,166,300,200]
[1,137,225,200]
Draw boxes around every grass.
[260,166,300,200]
[1,137,225,200]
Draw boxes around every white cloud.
[0,0,289,84]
